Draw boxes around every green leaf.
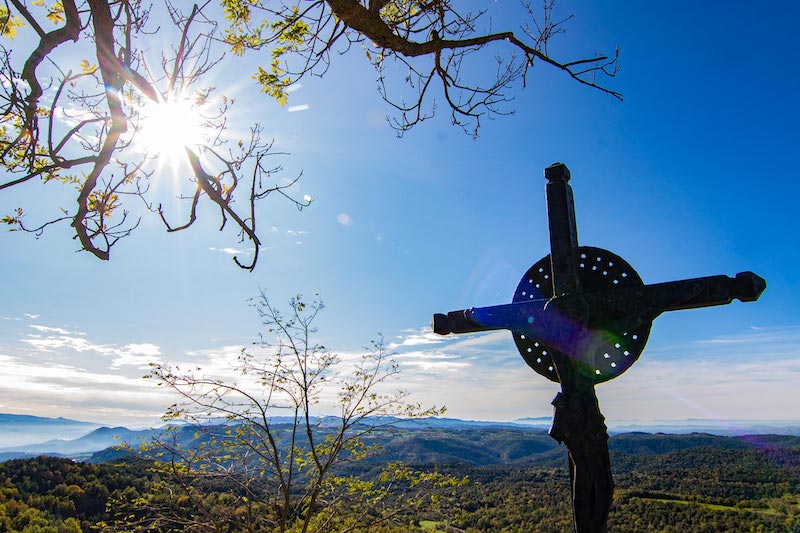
[0,8,25,40]
[46,1,65,24]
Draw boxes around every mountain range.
[2,413,800,464]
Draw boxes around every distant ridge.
[0,426,154,455]
[513,415,800,436]
[605,419,800,436]
[0,413,93,424]
[2,413,799,461]
[0,413,102,448]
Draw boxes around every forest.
[1,427,799,532]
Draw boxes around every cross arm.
[432,299,549,335]
[584,271,766,329]
[432,271,765,336]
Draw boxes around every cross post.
[543,163,611,532]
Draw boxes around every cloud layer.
[1,312,798,426]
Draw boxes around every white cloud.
[180,344,245,378]
[126,343,161,357]
[5,315,799,427]
[694,325,800,348]
[209,247,250,255]
[111,343,162,369]
[288,104,310,112]
[172,323,800,422]
[29,325,76,335]
[401,361,470,371]
[395,351,462,361]
[4,77,28,91]
[20,327,162,369]
[388,328,444,348]
[53,105,99,129]
[376,324,800,422]
[396,351,470,372]
[0,352,169,425]
[23,334,98,353]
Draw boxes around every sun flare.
[135,96,207,164]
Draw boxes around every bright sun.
[136,96,207,164]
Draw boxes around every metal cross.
[432,163,765,533]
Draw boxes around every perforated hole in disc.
[512,246,651,384]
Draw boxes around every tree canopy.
[0,0,619,269]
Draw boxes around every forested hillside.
[0,429,798,532]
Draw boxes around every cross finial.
[545,162,571,183]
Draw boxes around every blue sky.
[1,1,798,427]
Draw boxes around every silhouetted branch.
[1,1,308,269]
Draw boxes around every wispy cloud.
[694,325,800,348]
[0,322,242,424]
[381,324,800,422]
[647,325,800,362]
[394,350,470,372]
[388,330,443,348]
[209,246,251,255]
[21,324,162,369]
[53,105,98,128]
[4,316,799,427]
[266,227,311,239]
[180,344,247,379]
[380,327,553,419]
[112,344,162,369]
[29,325,78,335]
[24,334,98,353]
[0,353,169,424]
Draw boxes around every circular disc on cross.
[513,246,651,383]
